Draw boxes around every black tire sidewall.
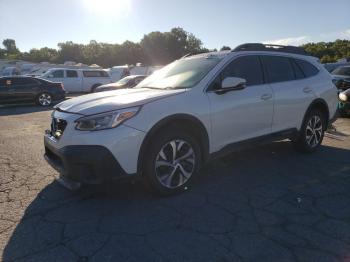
[143,128,202,196]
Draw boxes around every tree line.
[302,40,350,63]
[0,28,209,67]
[0,27,349,67]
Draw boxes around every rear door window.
[66,70,78,78]
[262,56,295,83]
[294,59,319,78]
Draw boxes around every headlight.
[339,92,348,102]
[75,107,140,131]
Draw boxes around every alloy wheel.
[38,93,52,106]
[155,139,196,189]
[305,115,323,148]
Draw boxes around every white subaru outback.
[44,43,338,195]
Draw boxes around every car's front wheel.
[36,93,52,106]
[143,128,202,195]
[293,109,326,153]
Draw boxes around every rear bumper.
[44,136,135,184]
[52,92,66,101]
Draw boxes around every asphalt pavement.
[0,104,350,262]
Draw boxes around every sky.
[0,0,349,52]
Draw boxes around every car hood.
[55,88,186,115]
[332,75,350,81]
[99,82,124,88]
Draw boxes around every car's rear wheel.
[293,109,326,153]
[143,128,202,196]
[36,93,52,106]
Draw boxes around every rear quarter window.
[294,59,319,78]
[290,59,305,79]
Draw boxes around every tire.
[143,128,202,196]
[293,109,326,153]
[91,84,101,93]
[36,93,52,106]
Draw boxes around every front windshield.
[137,55,223,89]
[332,67,350,76]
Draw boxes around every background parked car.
[338,88,350,116]
[1,67,20,76]
[95,75,147,92]
[0,76,65,106]
[41,68,112,93]
[107,66,130,82]
[331,66,350,91]
[324,62,350,72]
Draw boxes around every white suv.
[44,44,338,195]
[41,68,112,93]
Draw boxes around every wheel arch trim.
[137,113,210,174]
[301,98,330,130]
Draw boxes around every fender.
[137,114,210,174]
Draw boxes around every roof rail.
[232,43,309,56]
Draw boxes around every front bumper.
[339,101,350,115]
[44,136,135,184]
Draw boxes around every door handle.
[303,87,312,93]
[261,94,272,100]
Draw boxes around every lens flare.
[82,0,131,17]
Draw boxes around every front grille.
[51,118,67,139]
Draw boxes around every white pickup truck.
[41,68,112,93]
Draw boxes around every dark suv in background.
[0,76,66,106]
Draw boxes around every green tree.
[302,40,350,63]
[185,33,204,54]
[24,47,58,63]
[2,31,349,67]
[220,46,231,51]
[2,39,20,59]
[57,41,84,64]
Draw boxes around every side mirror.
[220,77,246,92]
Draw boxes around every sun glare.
[83,0,131,17]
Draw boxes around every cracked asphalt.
[0,104,350,262]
